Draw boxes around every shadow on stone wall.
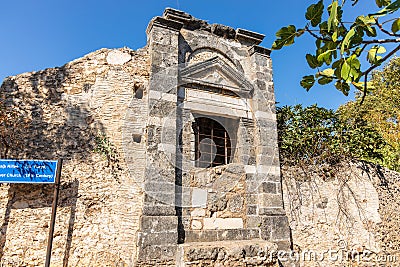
[0,180,79,265]
[0,64,105,264]
[1,66,103,160]
[60,179,79,267]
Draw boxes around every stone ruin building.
[0,9,292,266]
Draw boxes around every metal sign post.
[45,159,62,267]
[0,158,62,267]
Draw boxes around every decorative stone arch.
[181,36,245,70]
[186,47,239,70]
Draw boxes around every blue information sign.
[0,159,58,183]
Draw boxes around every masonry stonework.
[0,9,291,266]
[282,162,400,267]
[0,47,149,266]
[136,9,291,266]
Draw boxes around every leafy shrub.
[277,104,386,167]
[338,57,400,171]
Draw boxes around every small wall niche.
[132,133,142,143]
[134,83,144,99]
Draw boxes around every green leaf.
[332,59,344,78]
[367,45,386,64]
[332,59,343,69]
[353,81,375,91]
[320,68,335,77]
[357,15,376,24]
[318,76,334,85]
[370,0,400,16]
[337,6,344,21]
[391,18,400,33]
[341,61,351,81]
[296,28,305,37]
[306,54,320,68]
[305,1,324,27]
[300,75,316,90]
[340,28,356,54]
[354,47,363,56]
[356,16,378,37]
[332,31,338,42]
[377,46,387,54]
[375,0,392,8]
[328,1,339,32]
[272,25,297,50]
[365,26,377,37]
[335,81,350,96]
[316,39,322,49]
[317,50,334,65]
[341,56,361,82]
[348,55,361,79]
[319,21,329,35]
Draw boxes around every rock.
[106,50,132,65]
[191,208,206,217]
[191,220,202,230]
[228,195,243,213]
[12,201,29,209]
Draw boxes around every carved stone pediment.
[179,57,253,97]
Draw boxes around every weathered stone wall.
[176,240,280,267]
[282,162,400,266]
[0,47,149,266]
[0,8,294,266]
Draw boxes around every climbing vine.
[94,132,122,182]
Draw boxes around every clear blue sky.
[0,0,376,109]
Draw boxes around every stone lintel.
[236,28,265,45]
[180,56,254,95]
[163,8,192,23]
[146,16,183,34]
[185,229,260,243]
[249,45,272,57]
[159,8,266,45]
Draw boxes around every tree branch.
[360,44,400,77]
[348,43,368,55]
[361,38,400,44]
[360,44,400,104]
[357,44,368,56]
[305,25,332,42]
[381,17,400,25]
[375,18,400,37]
